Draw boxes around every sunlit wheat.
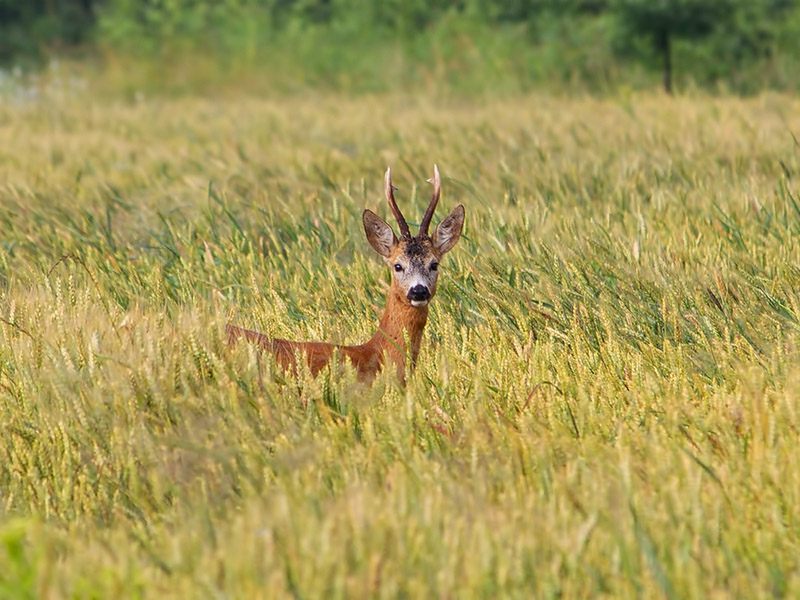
[1,91,799,597]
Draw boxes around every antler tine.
[385,167,411,239]
[418,164,441,237]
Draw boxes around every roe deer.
[226,165,465,383]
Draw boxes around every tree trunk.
[659,29,672,94]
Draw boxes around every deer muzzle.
[407,284,431,305]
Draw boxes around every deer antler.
[418,164,441,237]
[385,167,411,239]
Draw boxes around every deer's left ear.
[433,205,465,255]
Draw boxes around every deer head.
[362,165,465,307]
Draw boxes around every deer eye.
[394,264,403,272]
[430,262,439,271]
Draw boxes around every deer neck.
[368,286,429,368]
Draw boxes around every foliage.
[0,0,97,62]
[612,0,800,92]
[612,0,732,91]
[2,0,800,93]
[1,90,800,595]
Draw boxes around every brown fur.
[226,275,430,384]
[226,165,464,384]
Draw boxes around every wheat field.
[1,91,800,598]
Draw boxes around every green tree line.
[1,0,799,93]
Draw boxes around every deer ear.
[363,209,398,257]
[432,205,465,255]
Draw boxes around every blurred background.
[2,0,799,97]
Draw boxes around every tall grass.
[1,90,800,597]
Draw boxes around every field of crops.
[1,90,800,597]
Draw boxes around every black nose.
[407,285,431,302]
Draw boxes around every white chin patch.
[410,300,429,307]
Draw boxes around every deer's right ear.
[363,209,398,257]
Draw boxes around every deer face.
[388,237,440,307]
[363,166,465,308]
